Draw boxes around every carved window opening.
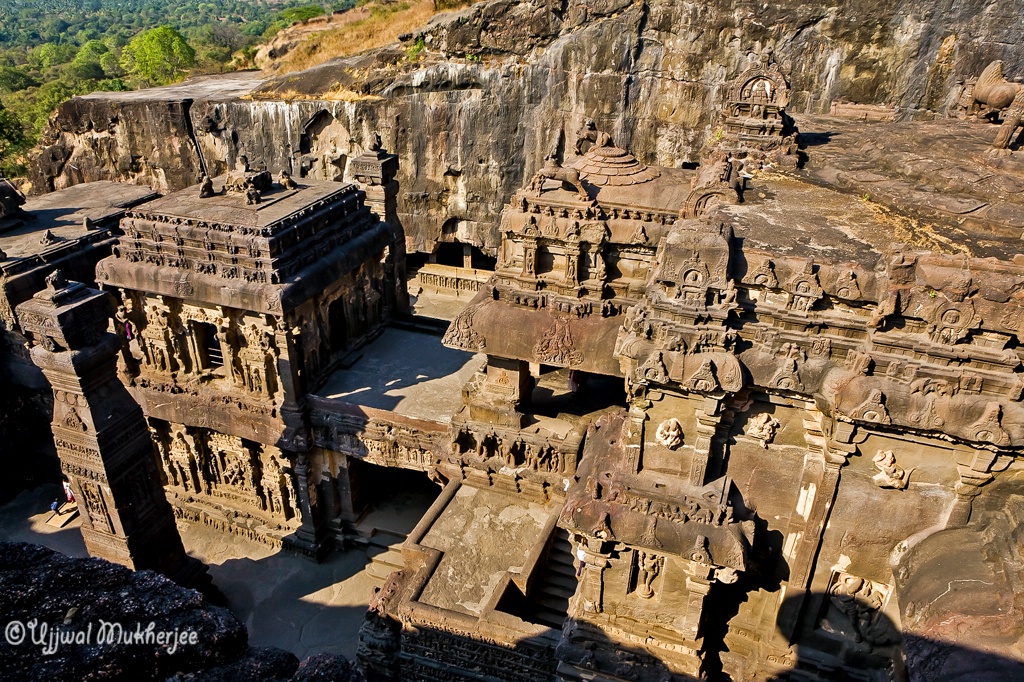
[192,321,224,371]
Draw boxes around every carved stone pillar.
[774,412,853,642]
[949,462,994,527]
[350,141,409,317]
[16,272,210,591]
[681,571,714,640]
[688,397,724,486]
[288,451,327,560]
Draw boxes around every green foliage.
[406,36,425,60]
[0,68,38,94]
[120,26,196,86]
[280,5,327,23]
[0,103,25,159]
[261,4,329,40]
[0,0,332,175]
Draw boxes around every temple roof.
[567,144,661,186]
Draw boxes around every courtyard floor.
[0,482,435,661]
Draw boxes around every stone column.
[350,140,409,317]
[773,413,853,643]
[288,451,327,560]
[16,272,210,591]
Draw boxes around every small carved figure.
[575,119,613,154]
[198,175,216,198]
[278,170,298,189]
[636,551,663,598]
[746,412,780,448]
[245,184,262,205]
[45,269,68,290]
[872,450,910,490]
[689,535,712,564]
[655,418,684,450]
[39,229,61,246]
[369,132,383,152]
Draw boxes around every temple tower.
[16,270,209,589]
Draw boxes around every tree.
[0,102,26,172]
[119,26,195,86]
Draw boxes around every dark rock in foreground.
[0,542,362,682]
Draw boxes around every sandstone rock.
[28,0,1024,256]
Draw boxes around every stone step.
[535,593,571,613]
[542,573,579,593]
[367,528,406,549]
[366,561,401,584]
[531,604,567,629]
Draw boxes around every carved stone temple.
[92,154,408,557]
[15,271,208,589]
[6,35,1024,682]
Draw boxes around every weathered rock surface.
[0,542,363,682]
[894,479,1024,682]
[28,0,1024,254]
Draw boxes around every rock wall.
[29,0,1024,253]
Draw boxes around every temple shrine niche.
[708,47,800,168]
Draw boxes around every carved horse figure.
[530,156,590,201]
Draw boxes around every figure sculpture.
[956,61,1024,151]
[746,412,780,448]
[872,450,910,489]
[655,418,683,450]
[575,119,613,154]
[529,156,590,201]
[278,170,298,189]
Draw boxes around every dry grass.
[272,0,439,75]
[251,87,385,103]
[862,198,972,257]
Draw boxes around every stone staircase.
[528,528,578,629]
[352,528,407,587]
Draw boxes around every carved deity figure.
[746,412,780,448]
[872,450,910,490]
[168,432,201,492]
[260,452,294,519]
[636,551,663,599]
[655,418,684,450]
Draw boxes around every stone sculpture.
[872,449,910,489]
[655,418,683,449]
[529,155,589,201]
[746,412,780,448]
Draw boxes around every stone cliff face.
[29,0,1024,254]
